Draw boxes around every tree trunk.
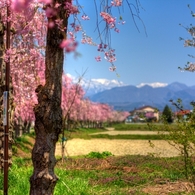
[14,117,23,138]
[23,120,32,134]
[0,15,5,171]
[0,15,14,171]
[30,1,69,194]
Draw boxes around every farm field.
[56,125,175,158]
[2,123,195,195]
[56,138,180,157]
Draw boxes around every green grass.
[85,151,113,158]
[112,123,178,131]
[0,163,32,195]
[5,124,193,194]
[12,135,34,154]
[0,155,191,195]
[15,135,33,146]
[62,129,166,140]
[58,125,174,140]
[61,127,108,140]
[90,134,167,140]
[113,123,152,130]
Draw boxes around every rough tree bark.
[30,1,70,194]
[0,15,14,171]
[0,15,5,171]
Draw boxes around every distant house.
[174,110,191,121]
[175,110,191,116]
[130,105,159,122]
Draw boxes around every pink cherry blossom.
[11,0,31,12]
[45,7,57,18]
[109,65,116,71]
[111,0,122,7]
[100,12,116,28]
[3,0,140,127]
[114,28,120,33]
[48,21,55,28]
[64,1,79,15]
[105,49,116,62]
[60,39,78,53]
[81,15,90,20]
[95,56,101,62]
[38,0,52,4]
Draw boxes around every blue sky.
[64,0,195,87]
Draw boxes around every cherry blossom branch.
[178,5,195,72]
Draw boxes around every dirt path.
[55,139,180,158]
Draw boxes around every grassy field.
[113,123,152,131]
[0,155,194,195]
[62,124,170,140]
[1,123,194,194]
[112,123,178,131]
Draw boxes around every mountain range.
[67,74,126,96]
[81,78,125,96]
[88,82,195,111]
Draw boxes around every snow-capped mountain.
[89,82,195,111]
[66,74,195,111]
[136,82,168,88]
[66,74,126,96]
[82,78,125,96]
[83,80,171,96]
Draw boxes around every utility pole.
[3,2,10,194]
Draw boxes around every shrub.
[85,151,113,159]
[159,100,195,185]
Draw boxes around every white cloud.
[136,82,168,88]
[66,73,75,80]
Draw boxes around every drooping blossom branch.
[179,5,195,72]
[8,0,144,75]
[2,0,144,124]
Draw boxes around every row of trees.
[16,73,129,135]
[0,0,141,193]
[4,1,195,194]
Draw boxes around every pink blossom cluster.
[45,7,57,18]
[109,65,116,71]
[0,0,133,124]
[59,24,80,52]
[100,12,116,28]
[95,56,101,62]
[61,73,128,123]
[98,43,107,52]
[111,0,122,7]
[7,0,126,72]
[105,49,116,63]
[54,19,64,30]
[0,3,47,123]
[95,43,116,65]
[70,23,82,32]
[99,11,123,41]
[64,1,79,16]
[60,39,78,53]
[81,15,90,20]
[11,0,32,12]
[4,49,12,63]
[81,33,95,45]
